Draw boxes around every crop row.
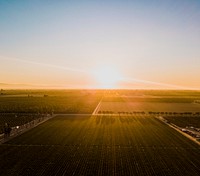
[97,110,200,115]
[1,115,200,175]
[97,111,200,117]
[0,94,102,113]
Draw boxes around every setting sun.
[93,66,121,89]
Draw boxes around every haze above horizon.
[0,0,200,89]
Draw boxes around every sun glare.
[93,66,121,89]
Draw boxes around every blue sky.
[0,0,200,89]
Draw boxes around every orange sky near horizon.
[0,1,200,89]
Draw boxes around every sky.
[0,0,200,89]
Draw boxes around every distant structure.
[0,89,4,95]
[194,100,200,104]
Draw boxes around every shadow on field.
[119,116,134,123]
[95,116,116,125]
[93,115,150,125]
[55,115,91,122]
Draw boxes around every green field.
[97,102,200,114]
[0,90,103,113]
[103,90,200,103]
[0,90,103,133]
[1,89,200,175]
[163,116,200,128]
[0,115,200,176]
